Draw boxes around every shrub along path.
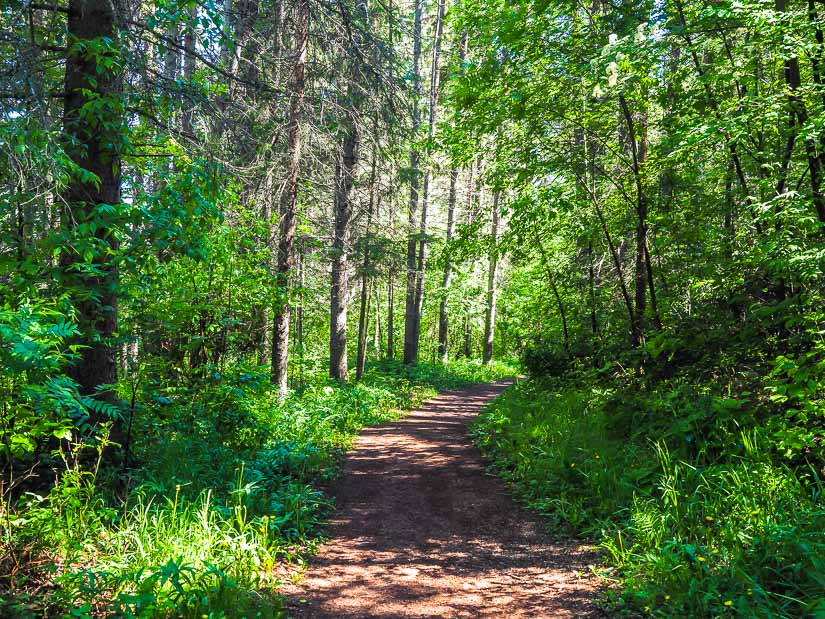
[284,381,604,618]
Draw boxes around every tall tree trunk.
[588,241,598,337]
[437,30,467,363]
[271,0,309,394]
[373,280,381,356]
[463,314,471,358]
[330,0,370,380]
[330,119,359,381]
[61,0,122,436]
[403,0,424,365]
[356,137,378,380]
[619,94,650,346]
[438,166,459,362]
[386,160,396,360]
[482,191,500,364]
[411,0,446,361]
[387,273,395,359]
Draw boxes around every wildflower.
[705,516,714,521]
[724,600,732,607]
[697,556,706,562]
[665,595,670,601]
[571,463,576,468]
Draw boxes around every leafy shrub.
[472,379,825,618]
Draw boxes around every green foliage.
[1,357,507,617]
[473,376,825,617]
[0,299,102,462]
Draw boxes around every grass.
[1,357,516,618]
[471,378,825,617]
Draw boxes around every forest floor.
[282,381,606,618]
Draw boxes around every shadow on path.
[283,381,606,618]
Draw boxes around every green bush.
[472,379,825,617]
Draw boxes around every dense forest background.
[2,0,825,616]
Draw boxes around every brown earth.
[283,380,606,618]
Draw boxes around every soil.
[283,380,606,618]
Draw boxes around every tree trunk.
[411,0,445,361]
[356,139,378,380]
[463,314,472,358]
[482,191,500,364]
[61,0,122,436]
[373,280,381,356]
[587,241,598,337]
[437,30,466,363]
[535,232,570,353]
[387,273,395,359]
[330,117,359,380]
[438,166,459,362]
[619,94,649,347]
[271,0,308,394]
[403,0,424,365]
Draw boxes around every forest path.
[283,380,604,618]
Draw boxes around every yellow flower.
[724,600,733,607]
[698,556,706,562]
[705,516,714,521]
[571,463,576,468]
[665,595,670,601]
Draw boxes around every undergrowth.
[472,369,825,617]
[1,356,515,618]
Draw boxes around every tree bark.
[356,136,378,380]
[271,0,309,394]
[619,93,649,347]
[438,166,459,362]
[330,118,359,381]
[411,0,446,361]
[437,30,466,363]
[403,0,424,365]
[61,0,122,436]
[482,191,500,364]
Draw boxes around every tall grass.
[472,379,825,617]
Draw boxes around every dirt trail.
[284,381,604,618]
